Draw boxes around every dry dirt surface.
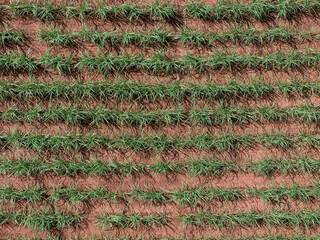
[1,0,320,239]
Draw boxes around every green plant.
[0,209,82,232]
[0,184,45,204]
[128,185,169,204]
[0,25,26,46]
[50,185,120,204]
[1,78,319,103]
[179,209,320,228]
[97,212,167,229]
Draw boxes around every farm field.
[2,0,320,239]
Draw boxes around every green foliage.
[0,157,147,178]
[183,0,320,20]
[172,185,243,206]
[3,50,320,74]
[37,26,79,47]
[1,78,319,103]
[0,209,82,232]
[7,0,60,21]
[37,25,319,49]
[38,26,174,47]
[50,185,120,204]
[2,156,320,179]
[247,156,320,176]
[97,212,168,229]
[181,157,240,177]
[1,182,320,207]
[0,52,39,73]
[0,184,45,204]
[5,0,320,22]
[250,182,320,202]
[0,25,25,46]
[77,49,320,73]
[38,53,75,74]
[179,210,320,228]
[128,185,169,204]
[0,105,187,126]
[4,130,318,152]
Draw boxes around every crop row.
[177,210,320,228]
[1,156,319,178]
[2,131,320,152]
[4,0,320,22]
[0,26,25,46]
[0,209,82,232]
[1,183,320,205]
[37,26,317,47]
[74,210,320,229]
[2,104,320,126]
[0,79,318,102]
[2,209,320,231]
[3,25,317,48]
[4,50,320,74]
